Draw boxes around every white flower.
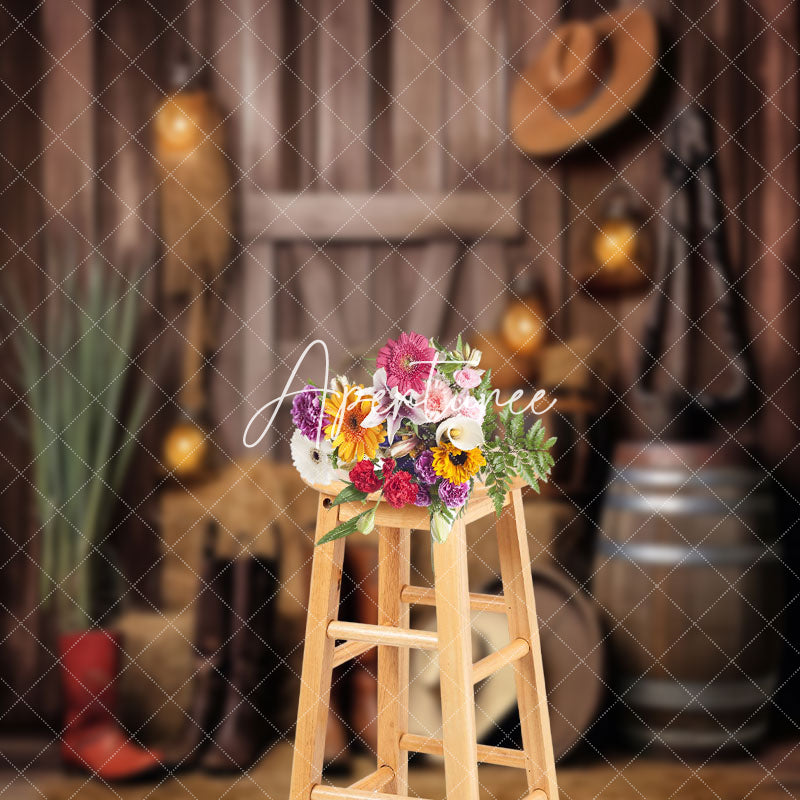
[435,416,485,450]
[329,374,350,394]
[290,429,336,485]
[466,348,482,368]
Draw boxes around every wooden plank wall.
[0,0,46,729]
[0,0,799,731]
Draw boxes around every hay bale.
[159,458,318,620]
[117,610,194,743]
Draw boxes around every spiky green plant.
[7,262,150,631]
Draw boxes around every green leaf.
[509,410,524,441]
[330,483,369,506]
[316,511,369,545]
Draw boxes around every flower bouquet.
[289,332,556,545]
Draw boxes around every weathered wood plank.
[245,190,522,241]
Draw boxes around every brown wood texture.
[400,732,527,769]
[0,0,47,730]
[376,525,411,794]
[289,497,346,800]
[243,191,522,241]
[1,0,799,738]
[497,489,559,799]
[432,517,481,800]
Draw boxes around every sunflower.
[324,385,384,463]
[431,442,486,484]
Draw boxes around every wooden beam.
[288,499,346,800]
[348,765,394,792]
[327,620,438,651]
[244,191,522,242]
[400,585,507,614]
[377,527,411,794]
[41,0,96,245]
[472,638,530,684]
[399,733,527,770]
[312,787,432,800]
[331,640,375,669]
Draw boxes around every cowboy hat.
[510,8,658,157]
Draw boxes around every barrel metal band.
[620,672,779,712]
[625,718,768,749]
[597,536,782,566]
[605,492,773,516]
[614,468,767,489]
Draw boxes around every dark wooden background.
[0,0,798,733]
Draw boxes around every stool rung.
[472,637,530,684]
[399,733,527,769]
[400,585,507,614]
[332,640,375,668]
[311,787,432,800]
[327,620,438,650]
[349,765,394,791]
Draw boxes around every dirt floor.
[5,740,800,800]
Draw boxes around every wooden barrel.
[593,442,783,753]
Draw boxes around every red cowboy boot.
[59,629,163,781]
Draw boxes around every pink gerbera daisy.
[376,332,436,395]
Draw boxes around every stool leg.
[496,489,559,800]
[433,518,480,800]
[376,526,410,794]
[289,497,346,800]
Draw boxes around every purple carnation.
[291,385,329,440]
[414,450,437,485]
[413,484,431,507]
[438,479,470,509]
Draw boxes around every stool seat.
[306,476,527,530]
[288,483,559,800]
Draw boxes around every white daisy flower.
[290,429,336,485]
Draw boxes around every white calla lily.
[435,415,484,450]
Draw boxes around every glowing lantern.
[154,90,211,155]
[162,421,209,479]
[501,296,548,356]
[471,332,530,390]
[583,189,652,295]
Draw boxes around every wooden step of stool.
[289,485,558,800]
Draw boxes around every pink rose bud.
[454,367,484,389]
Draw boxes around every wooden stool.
[289,481,559,800]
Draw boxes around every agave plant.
[7,261,150,631]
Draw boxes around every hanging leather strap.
[638,107,753,415]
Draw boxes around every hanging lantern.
[155,65,234,454]
[162,421,209,479]
[154,81,233,292]
[501,295,548,357]
[154,90,211,155]
[471,332,530,390]
[582,188,653,295]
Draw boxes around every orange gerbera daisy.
[324,385,384,463]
